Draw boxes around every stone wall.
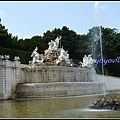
[0,60,22,99]
[16,82,105,98]
[21,66,97,83]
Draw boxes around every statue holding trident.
[54,36,62,49]
[44,36,62,56]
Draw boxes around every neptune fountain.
[29,36,96,68]
[0,3,119,118]
[15,36,106,99]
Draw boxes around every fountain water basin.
[16,66,106,98]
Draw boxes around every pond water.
[0,92,120,118]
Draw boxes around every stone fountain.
[15,36,106,99]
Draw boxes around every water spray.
[94,1,106,97]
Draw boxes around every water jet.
[88,1,120,111]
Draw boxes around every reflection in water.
[0,92,119,118]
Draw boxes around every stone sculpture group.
[30,36,96,68]
[81,54,96,68]
[30,36,72,67]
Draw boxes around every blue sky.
[0,1,120,39]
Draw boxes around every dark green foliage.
[0,47,31,64]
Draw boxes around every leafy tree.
[0,19,9,47]
[101,27,120,76]
[30,36,44,54]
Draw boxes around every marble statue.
[28,36,97,68]
[31,47,44,66]
[44,36,62,56]
[82,55,88,67]
[82,54,96,68]
[54,36,62,48]
[56,47,71,65]
[29,36,73,67]
[87,54,96,68]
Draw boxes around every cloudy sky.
[0,1,119,39]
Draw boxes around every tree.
[0,20,9,47]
